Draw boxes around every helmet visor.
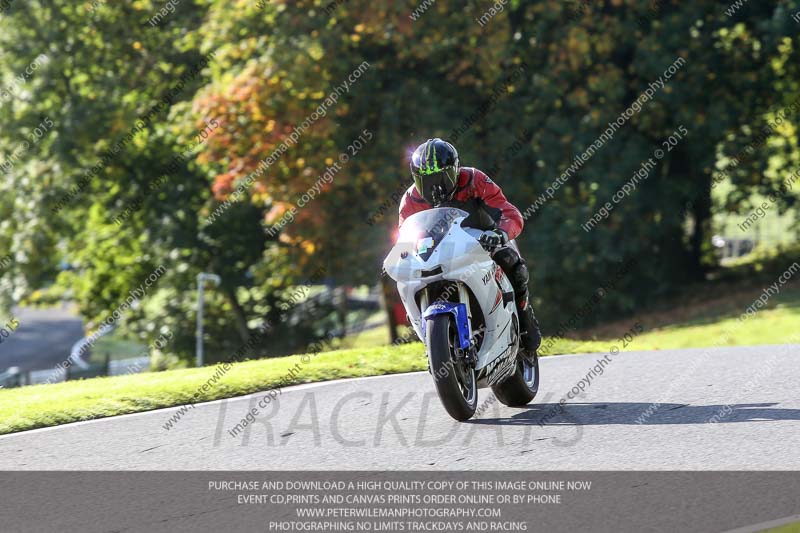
[413,167,458,206]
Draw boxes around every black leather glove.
[478,229,508,250]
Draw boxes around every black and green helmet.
[410,138,459,206]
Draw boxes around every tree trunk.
[223,286,251,345]
[688,171,713,281]
[668,151,712,282]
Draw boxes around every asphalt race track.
[2,344,799,470]
[0,305,84,375]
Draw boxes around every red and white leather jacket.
[398,167,524,240]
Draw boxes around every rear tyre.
[492,351,539,407]
[427,314,477,421]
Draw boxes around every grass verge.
[579,282,800,349]
[2,280,797,436]
[0,337,602,435]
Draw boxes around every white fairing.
[383,208,518,385]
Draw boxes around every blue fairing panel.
[422,302,471,349]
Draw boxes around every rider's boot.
[492,246,541,363]
[517,291,541,363]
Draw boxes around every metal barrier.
[27,367,66,386]
[0,354,151,389]
[109,356,151,376]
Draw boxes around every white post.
[196,273,221,367]
[196,277,204,368]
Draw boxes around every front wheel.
[427,314,477,421]
[492,351,539,407]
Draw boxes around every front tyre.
[492,351,539,407]
[427,314,477,421]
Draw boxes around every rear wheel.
[427,314,477,421]
[492,351,539,407]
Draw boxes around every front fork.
[421,283,477,367]
[457,283,473,339]
[420,283,473,339]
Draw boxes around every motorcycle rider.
[399,138,542,359]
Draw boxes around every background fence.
[0,354,151,388]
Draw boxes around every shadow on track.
[467,402,800,426]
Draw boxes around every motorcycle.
[383,207,539,421]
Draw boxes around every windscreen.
[397,207,466,261]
